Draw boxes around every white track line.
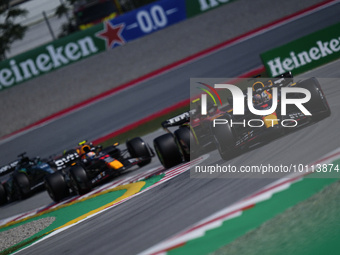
[138,146,340,255]
[12,155,209,255]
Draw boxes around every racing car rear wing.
[161,110,196,132]
[0,160,19,176]
[50,151,80,171]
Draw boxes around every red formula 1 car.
[44,137,154,202]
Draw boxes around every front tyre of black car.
[13,172,31,200]
[69,166,91,195]
[44,171,70,202]
[0,182,8,205]
[153,133,183,169]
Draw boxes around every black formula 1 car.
[153,72,331,167]
[0,153,55,205]
[211,73,331,160]
[44,137,154,202]
[153,105,220,169]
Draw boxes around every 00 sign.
[137,6,168,33]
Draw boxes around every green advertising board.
[0,0,188,92]
[0,0,241,92]
[185,0,237,18]
[0,23,107,92]
[261,22,340,77]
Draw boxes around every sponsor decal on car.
[0,160,19,175]
[54,152,79,170]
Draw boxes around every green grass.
[0,69,275,255]
[0,174,164,254]
[211,179,340,255]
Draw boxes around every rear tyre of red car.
[69,166,91,195]
[298,78,331,122]
[153,133,183,169]
[44,171,70,202]
[13,172,31,200]
[0,183,8,205]
[126,137,152,167]
[210,116,239,161]
[174,127,191,162]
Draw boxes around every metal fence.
[6,0,159,58]
[7,3,69,58]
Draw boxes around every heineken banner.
[261,22,340,77]
[0,27,104,91]
[185,0,237,18]
[0,0,186,91]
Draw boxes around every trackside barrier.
[0,0,187,92]
[261,22,340,77]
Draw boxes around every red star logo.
[96,22,125,49]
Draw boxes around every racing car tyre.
[13,172,31,200]
[126,137,152,167]
[297,78,331,122]
[174,127,191,162]
[69,166,91,195]
[0,183,7,205]
[211,115,239,161]
[153,133,183,169]
[44,171,70,202]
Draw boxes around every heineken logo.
[0,0,183,91]
[261,22,340,77]
[0,36,99,90]
[267,38,340,76]
[0,20,127,91]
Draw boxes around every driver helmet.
[253,94,262,105]
[86,151,96,160]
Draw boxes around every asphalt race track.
[1,3,340,255]
[1,2,340,166]
[0,130,165,219]
[15,60,340,255]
